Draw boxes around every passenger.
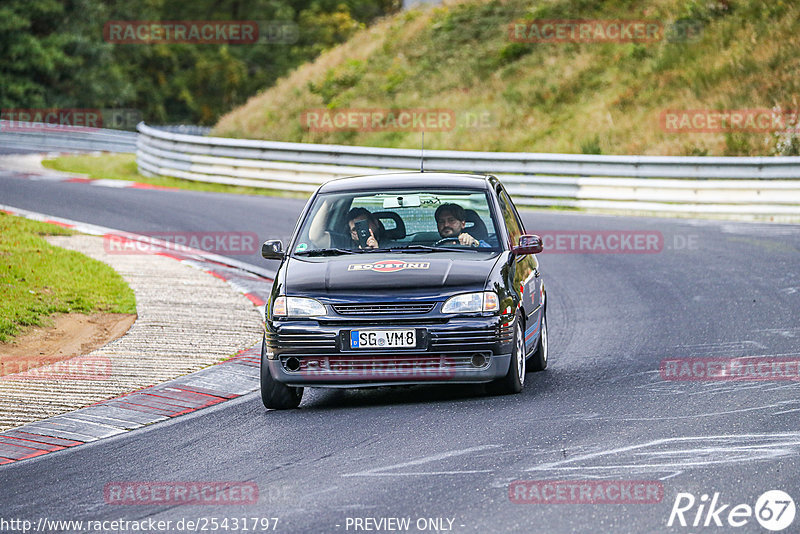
[346,207,382,249]
[308,201,386,250]
[434,203,490,247]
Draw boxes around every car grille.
[332,302,435,315]
[266,331,337,350]
[430,326,512,350]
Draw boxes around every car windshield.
[291,188,501,254]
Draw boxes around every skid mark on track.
[716,223,800,237]
[754,326,800,338]
[633,374,800,397]
[343,444,501,477]
[614,400,800,421]
[521,432,800,479]
[673,340,767,356]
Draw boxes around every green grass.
[213,0,800,157]
[0,213,137,342]
[41,154,308,198]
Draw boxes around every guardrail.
[140,122,800,217]
[0,123,138,153]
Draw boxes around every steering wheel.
[433,237,461,247]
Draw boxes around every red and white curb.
[0,152,176,191]
[0,168,175,191]
[0,206,275,465]
[0,346,261,464]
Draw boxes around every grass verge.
[0,213,137,342]
[41,153,309,198]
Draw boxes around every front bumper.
[265,316,514,387]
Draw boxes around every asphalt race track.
[1,165,800,533]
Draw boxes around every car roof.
[317,172,495,193]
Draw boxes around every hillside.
[1,0,397,126]
[213,0,800,156]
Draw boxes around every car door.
[497,185,543,355]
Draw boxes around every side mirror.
[512,234,543,255]
[261,240,284,260]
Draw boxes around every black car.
[259,172,547,409]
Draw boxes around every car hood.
[284,253,497,295]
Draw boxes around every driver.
[435,203,490,247]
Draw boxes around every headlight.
[272,296,326,317]
[442,291,499,314]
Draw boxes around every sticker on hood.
[348,260,430,272]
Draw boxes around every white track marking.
[343,444,501,477]
[523,433,800,478]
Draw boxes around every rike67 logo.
[668,490,795,531]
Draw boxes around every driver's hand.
[366,229,379,249]
[458,232,478,246]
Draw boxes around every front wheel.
[487,319,524,395]
[260,335,303,409]
[527,311,548,372]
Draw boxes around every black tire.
[527,310,548,372]
[260,335,303,409]
[487,318,525,395]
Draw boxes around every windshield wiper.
[295,248,357,256]
[386,245,480,253]
[296,245,483,256]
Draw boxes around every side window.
[497,188,523,246]
[508,194,526,233]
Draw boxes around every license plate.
[350,330,416,349]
